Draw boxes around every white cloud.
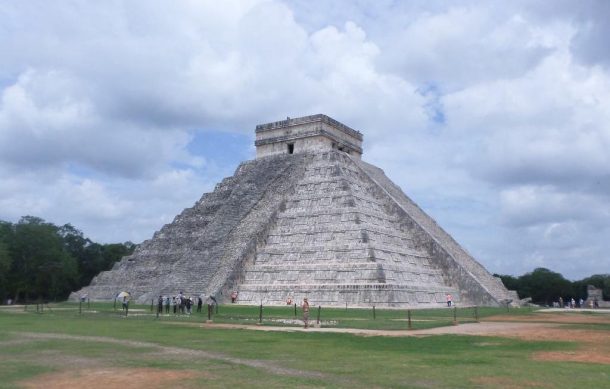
[0,0,609,279]
[376,5,553,89]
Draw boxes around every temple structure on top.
[255,114,363,159]
[72,114,518,307]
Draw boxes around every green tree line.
[0,216,135,303]
[496,268,610,305]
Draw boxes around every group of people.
[153,290,314,328]
[555,297,599,308]
[556,297,581,308]
[156,292,204,317]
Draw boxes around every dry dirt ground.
[14,310,610,388]
[20,368,204,389]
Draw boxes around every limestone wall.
[255,114,363,159]
[256,135,333,158]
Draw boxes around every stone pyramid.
[73,114,517,307]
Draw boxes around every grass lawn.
[0,303,608,388]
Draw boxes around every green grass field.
[0,303,608,388]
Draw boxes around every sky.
[1,0,609,280]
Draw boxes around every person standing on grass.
[185,296,192,315]
[122,296,129,316]
[172,296,177,314]
[178,292,184,314]
[197,296,203,313]
[157,295,163,318]
[165,296,170,313]
[446,294,452,307]
[302,298,310,329]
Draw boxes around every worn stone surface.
[72,115,515,307]
[255,114,363,159]
[585,285,610,308]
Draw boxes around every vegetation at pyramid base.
[496,268,610,304]
[0,216,135,303]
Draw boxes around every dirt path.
[20,368,203,389]
[195,321,558,337]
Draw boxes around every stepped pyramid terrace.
[72,114,518,307]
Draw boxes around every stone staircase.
[72,153,312,303]
[236,151,459,307]
[354,159,515,305]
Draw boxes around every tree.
[0,238,12,302]
[514,268,575,305]
[0,216,135,303]
[59,223,101,287]
[8,216,78,301]
[101,242,135,270]
[574,274,610,300]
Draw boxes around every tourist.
[231,290,238,303]
[122,296,129,316]
[178,291,184,313]
[172,296,176,314]
[197,296,203,313]
[302,298,310,329]
[165,296,170,313]
[570,298,575,308]
[185,296,192,314]
[157,295,163,317]
[286,296,293,305]
[446,294,452,307]
[559,297,564,308]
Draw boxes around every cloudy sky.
[1,0,609,280]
